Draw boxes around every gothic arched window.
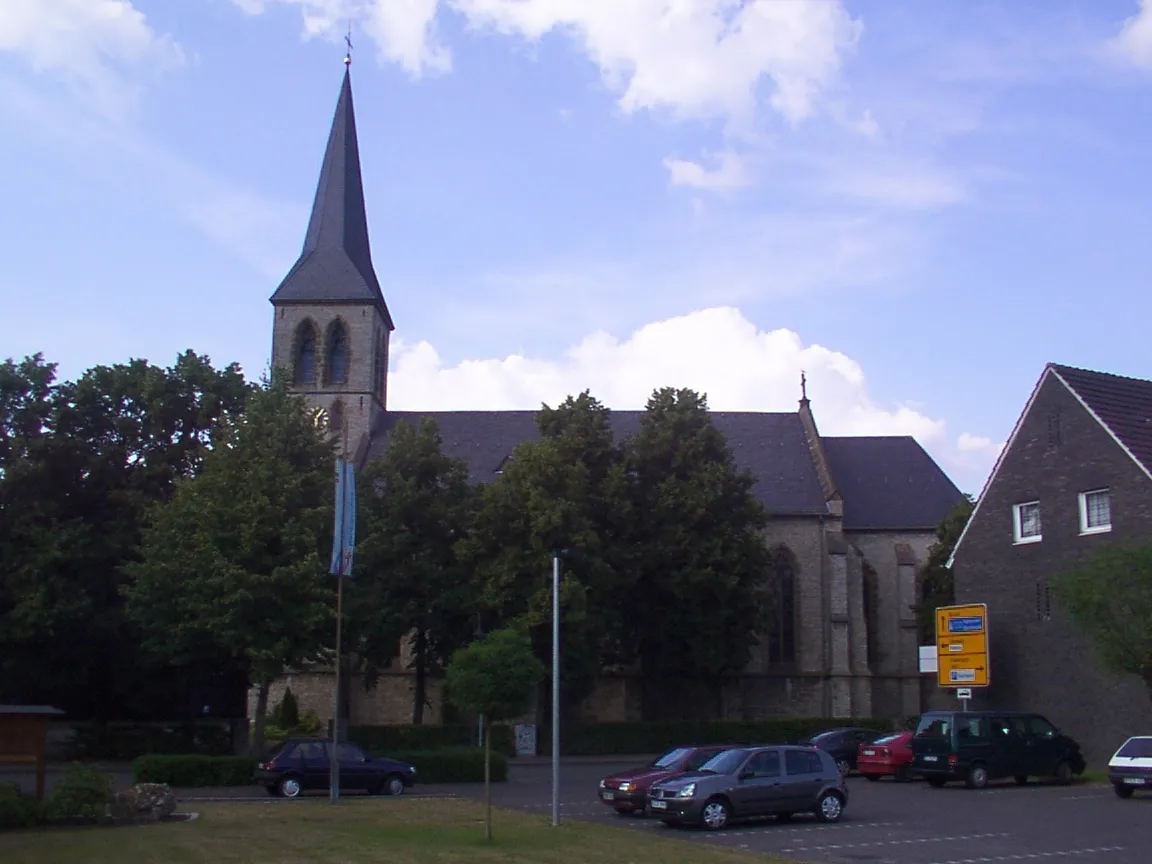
[327,321,349,385]
[295,321,317,385]
[768,547,797,664]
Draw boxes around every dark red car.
[598,745,733,814]
[857,731,915,782]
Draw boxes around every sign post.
[935,603,989,710]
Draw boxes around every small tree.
[913,494,976,643]
[1050,541,1152,702]
[444,629,544,840]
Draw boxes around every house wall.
[952,371,1152,765]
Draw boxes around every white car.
[1106,735,1152,798]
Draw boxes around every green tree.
[461,392,627,727]
[913,494,976,643]
[0,351,250,717]
[444,628,544,840]
[1051,541,1152,701]
[618,387,771,716]
[123,376,335,754]
[350,417,478,724]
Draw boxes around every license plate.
[923,756,938,762]
[863,749,875,756]
[601,791,615,800]
[651,799,667,809]
[1123,777,1144,785]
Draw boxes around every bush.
[381,747,508,784]
[132,754,257,787]
[350,723,515,757]
[65,723,233,760]
[542,717,898,756]
[43,764,114,823]
[264,709,323,744]
[272,688,300,729]
[0,783,44,830]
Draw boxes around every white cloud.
[390,305,945,437]
[957,432,1000,453]
[233,0,861,123]
[1108,0,1152,69]
[829,161,967,211]
[0,0,183,112]
[664,151,750,192]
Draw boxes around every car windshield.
[810,731,837,743]
[1117,738,1152,758]
[915,715,952,739]
[651,748,692,769]
[873,734,904,745]
[698,749,747,775]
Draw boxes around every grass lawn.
[0,798,793,864]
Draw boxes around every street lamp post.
[551,547,583,828]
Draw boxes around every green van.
[910,710,1086,789]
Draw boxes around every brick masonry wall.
[849,530,937,717]
[271,303,388,455]
[953,371,1152,765]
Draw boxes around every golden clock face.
[312,407,329,429]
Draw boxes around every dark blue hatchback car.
[255,737,417,797]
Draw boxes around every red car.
[598,745,733,814]
[857,731,915,782]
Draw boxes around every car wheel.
[1014,775,1028,786]
[815,791,844,823]
[700,797,731,831]
[895,765,913,783]
[927,777,947,788]
[1114,784,1134,799]
[386,775,406,796]
[366,780,383,796]
[965,763,990,790]
[864,773,880,782]
[278,775,303,798]
[1054,760,1073,786]
[264,785,279,797]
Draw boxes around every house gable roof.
[947,362,1152,567]
[822,436,965,530]
[366,410,959,527]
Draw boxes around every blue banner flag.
[329,457,357,577]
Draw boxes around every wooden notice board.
[0,705,65,800]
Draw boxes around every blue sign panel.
[947,615,984,634]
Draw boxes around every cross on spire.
[344,25,353,66]
[801,370,808,401]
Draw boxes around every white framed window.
[1013,501,1042,544]
[1078,489,1111,535]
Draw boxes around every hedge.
[130,748,505,787]
[540,717,899,756]
[132,755,257,787]
[383,747,508,784]
[349,723,515,757]
[65,723,233,760]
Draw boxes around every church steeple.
[270,65,394,331]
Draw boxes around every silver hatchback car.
[646,744,848,830]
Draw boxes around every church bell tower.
[269,56,394,461]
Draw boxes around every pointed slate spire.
[271,66,394,330]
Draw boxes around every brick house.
[253,64,965,730]
[949,363,1152,763]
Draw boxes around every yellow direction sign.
[935,603,990,688]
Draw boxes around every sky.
[3,0,1152,496]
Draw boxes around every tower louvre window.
[327,322,349,385]
[295,321,317,385]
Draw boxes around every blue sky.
[3,0,1152,495]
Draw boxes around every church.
[257,62,965,727]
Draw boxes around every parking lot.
[473,760,1152,864]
